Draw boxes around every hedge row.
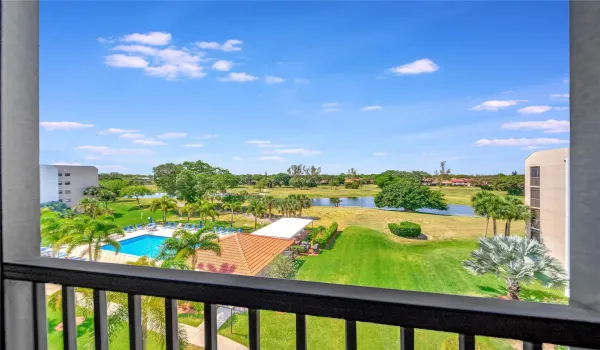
[388,221,421,238]
[314,222,339,246]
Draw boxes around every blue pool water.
[102,235,167,258]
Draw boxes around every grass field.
[217,226,564,350]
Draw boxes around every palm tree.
[330,197,342,207]
[199,202,217,222]
[74,197,101,218]
[157,228,221,270]
[502,196,531,236]
[471,191,497,237]
[247,199,266,229]
[434,160,451,188]
[59,215,124,261]
[40,209,65,257]
[276,198,287,217]
[150,196,177,222]
[263,196,276,219]
[463,236,568,300]
[488,195,507,236]
[179,202,199,222]
[296,194,311,217]
[223,200,242,226]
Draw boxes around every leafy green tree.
[153,163,182,197]
[74,197,101,218]
[374,179,448,212]
[182,160,215,173]
[195,173,216,200]
[40,209,66,257]
[98,189,117,209]
[293,194,311,217]
[59,215,124,261]
[463,236,568,300]
[150,196,177,222]
[254,178,267,193]
[471,191,497,237]
[266,255,298,279]
[199,202,217,222]
[121,185,154,209]
[330,197,342,207]
[263,196,276,219]
[328,178,339,189]
[157,228,221,269]
[100,179,128,197]
[179,203,200,222]
[174,169,199,204]
[212,171,239,192]
[247,199,266,228]
[83,185,101,198]
[272,173,291,187]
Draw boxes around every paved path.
[181,322,248,350]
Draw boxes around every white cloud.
[40,121,95,131]
[265,75,286,84]
[322,108,341,113]
[389,59,439,75]
[470,100,526,111]
[157,132,187,139]
[373,152,390,156]
[212,60,233,71]
[257,156,285,161]
[112,45,158,56]
[196,134,219,140]
[104,54,149,68]
[100,128,140,134]
[522,146,544,151]
[474,138,569,147]
[196,39,243,52]
[267,148,322,156]
[362,105,382,111]
[120,133,145,139]
[246,140,271,145]
[121,32,172,46]
[232,157,242,161]
[217,72,257,82]
[517,106,553,114]
[52,162,83,166]
[501,119,570,133]
[97,165,130,173]
[551,93,569,99]
[84,156,100,160]
[97,37,115,44]
[133,139,167,146]
[76,145,153,155]
[183,143,204,148]
[293,78,310,84]
[554,106,569,111]
[322,102,339,108]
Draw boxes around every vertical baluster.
[32,283,48,350]
[345,320,357,350]
[400,327,414,350]
[523,342,543,350]
[204,303,217,350]
[459,334,475,350]
[93,290,109,350]
[128,294,142,350]
[249,308,260,350]
[61,286,77,350]
[165,298,179,350]
[296,314,307,350]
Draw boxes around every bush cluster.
[344,181,360,189]
[313,222,339,246]
[388,221,421,238]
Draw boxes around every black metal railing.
[4,257,600,350]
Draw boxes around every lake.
[310,197,476,216]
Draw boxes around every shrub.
[344,181,360,189]
[290,245,306,254]
[388,221,421,238]
[266,255,298,280]
[314,222,339,246]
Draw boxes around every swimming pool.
[102,235,167,258]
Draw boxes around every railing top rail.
[4,258,600,348]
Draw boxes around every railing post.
[345,320,357,350]
[249,308,260,350]
[128,294,142,350]
[296,314,307,350]
[523,342,543,350]
[62,286,77,350]
[32,283,47,350]
[165,298,179,350]
[93,290,109,350]
[204,303,217,350]
[400,327,414,350]
[459,334,475,350]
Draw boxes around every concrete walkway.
[181,322,248,350]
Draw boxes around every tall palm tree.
[463,236,568,300]
[223,200,242,226]
[150,196,177,222]
[59,215,124,261]
[179,202,199,222]
[488,195,507,236]
[247,199,266,229]
[263,196,276,219]
[471,191,497,237]
[502,196,531,236]
[435,160,451,188]
[157,228,221,270]
[40,209,65,257]
[296,194,311,217]
[199,202,218,222]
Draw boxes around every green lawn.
[218,226,564,350]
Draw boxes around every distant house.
[450,178,474,186]
[344,178,361,184]
[441,180,453,186]
[193,233,293,276]
[319,179,329,185]
[422,178,435,186]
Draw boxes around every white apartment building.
[40,165,99,207]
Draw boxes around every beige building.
[47,165,98,207]
[524,148,569,267]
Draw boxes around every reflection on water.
[310,197,476,217]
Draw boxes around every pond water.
[310,197,476,217]
[139,192,168,199]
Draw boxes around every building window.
[65,190,71,194]
[58,173,62,176]
[58,199,63,202]
[65,199,71,203]
[58,190,63,195]
[530,188,540,208]
[65,181,71,185]
[530,166,540,186]
[58,182,62,186]
[65,172,71,176]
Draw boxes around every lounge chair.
[213,227,218,232]
[238,228,242,233]
[128,225,135,232]
[136,224,143,230]
[123,226,129,233]
[56,252,67,259]
[198,223,203,229]
[218,226,223,233]
[192,224,198,230]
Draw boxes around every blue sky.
[40,1,569,175]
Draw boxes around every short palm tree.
[471,191,497,237]
[223,200,242,226]
[263,196,276,219]
[157,228,221,270]
[40,209,65,257]
[179,203,199,222]
[199,202,217,222]
[59,215,124,261]
[150,196,177,222]
[247,199,266,229]
[463,236,568,300]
